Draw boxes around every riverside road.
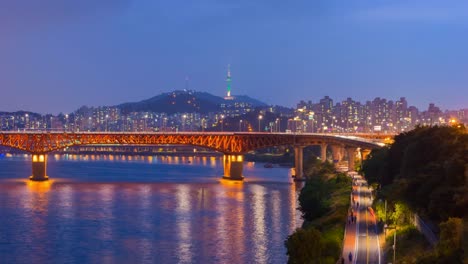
[343,175,381,264]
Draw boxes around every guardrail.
[412,213,438,246]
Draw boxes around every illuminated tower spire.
[227,64,232,97]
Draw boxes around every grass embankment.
[382,225,431,263]
[302,174,351,259]
[384,218,467,263]
[285,160,352,264]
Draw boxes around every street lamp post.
[384,224,397,264]
[220,115,225,132]
[258,115,263,132]
[146,114,150,131]
[25,113,29,131]
[239,119,243,131]
[385,199,387,229]
[393,229,396,264]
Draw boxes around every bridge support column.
[331,145,343,164]
[360,149,371,161]
[293,146,305,181]
[346,147,357,172]
[30,154,48,181]
[320,143,328,162]
[222,154,244,181]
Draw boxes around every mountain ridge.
[116,90,268,114]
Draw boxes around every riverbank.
[244,152,293,166]
[285,162,351,263]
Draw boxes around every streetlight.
[258,115,263,132]
[144,114,149,131]
[182,114,187,131]
[239,119,243,131]
[384,224,397,264]
[25,113,29,131]
[275,118,280,132]
[105,114,109,131]
[220,115,225,132]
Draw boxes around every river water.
[0,154,303,264]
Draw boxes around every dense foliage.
[362,125,468,222]
[285,228,323,264]
[361,125,467,262]
[285,160,352,263]
[299,172,350,222]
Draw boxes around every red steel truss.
[0,132,382,154]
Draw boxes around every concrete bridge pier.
[30,154,49,181]
[331,145,343,164]
[346,147,357,172]
[222,154,244,181]
[320,143,328,162]
[293,146,305,181]
[360,149,371,161]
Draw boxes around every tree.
[285,228,323,264]
[299,178,329,221]
[390,202,411,226]
[361,126,468,222]
[437,217,464,259]
[361,147,390,185]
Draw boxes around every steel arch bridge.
[0,132,385,181]
[0,132,382,154]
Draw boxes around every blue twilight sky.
[0,0,467,114]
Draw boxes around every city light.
[258,115,263,132]
[0,94,465,134]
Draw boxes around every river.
[0,154,303,263]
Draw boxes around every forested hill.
[116,90,268,114]
[363,125,467,221]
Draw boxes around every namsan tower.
[224,64,234,100]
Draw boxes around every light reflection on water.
[0,155,302,264]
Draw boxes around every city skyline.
[1,91,466,135]
[1,1,467,113]
[0,88,465,115]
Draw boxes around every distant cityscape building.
[0,93,466,134]
[287,96,466,134]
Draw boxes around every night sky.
[1,0,467,114]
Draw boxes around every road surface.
[342,175,381,264]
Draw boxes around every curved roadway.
[343,175,381,264]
